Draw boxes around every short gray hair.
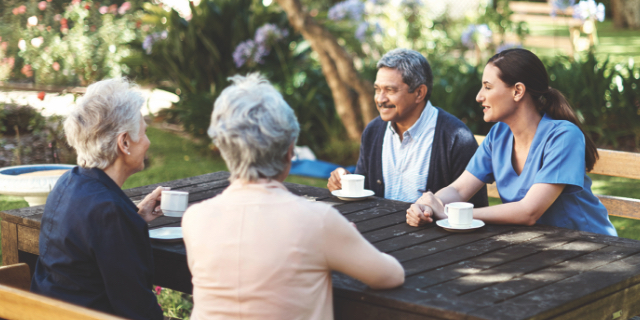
[64,78,144,169]
[208,73,300,182]
[377,48,434,102]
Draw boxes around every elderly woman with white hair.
[182,73,405,320]
[31,78,165,320]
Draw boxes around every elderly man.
[328,48,488,208]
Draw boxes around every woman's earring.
[127,151,131,155]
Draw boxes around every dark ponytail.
[488,49,599,172]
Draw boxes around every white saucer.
[331,189,375,201]
[162,209,185,217]
[149,227,183,241]
[436,219,485,233]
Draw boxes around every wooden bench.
[475,135,640,220]
[502,1,595,55]
[0,283,128,320]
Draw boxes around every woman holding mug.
[31,78,166,319]
[406,48,616,236]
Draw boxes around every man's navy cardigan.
[354,107,489,208]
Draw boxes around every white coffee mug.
[161,190,189,217]
[445,202,474,228]
[341,174,365,196]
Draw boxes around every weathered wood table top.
[3,171,640,320]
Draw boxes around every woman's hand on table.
[417,192,447,220]
[137,186,170,223]
[406,192,447,227]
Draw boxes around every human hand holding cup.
[445,202,474,228]
[161,190,189,217]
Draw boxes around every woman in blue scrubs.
[406,48,616,236]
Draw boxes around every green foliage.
[545,53,640,150]
[134,0,254,94]
[0,0,145,85]
[428,60,494,135]
[155,286,193,320]
[135,0,344,158]
[0,103,45,134]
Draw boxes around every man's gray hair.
[208,73,300,182]
[64,78,144,169]
[377,48,434,102]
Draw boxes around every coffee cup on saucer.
[445,202,474,228]
[341,174,365,196]
[161,190,189,217]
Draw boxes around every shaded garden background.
[1,0,640,318]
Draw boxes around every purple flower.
[461,24,492,49]
[254,23,289,47]
[233,40,258,68]
[551,0,576,16]
[328,0,364,21]
[233,23,290,67]
[355,22,369,41]
[142,31,169,55]
[573,0,606,22]
[400,0,423,7]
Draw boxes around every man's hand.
[137,186,170,223]
[327,168,350,191]
[417,192,447,220]
[406,203,433,227]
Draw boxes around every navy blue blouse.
[31,167,163,320]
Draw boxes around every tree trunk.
[612,0,640,29]
[275,0,378,142]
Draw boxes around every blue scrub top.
[466,114,617,236]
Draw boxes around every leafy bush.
[0,0,145,85]
[0,103,45,134]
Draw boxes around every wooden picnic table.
[3,171,640,320]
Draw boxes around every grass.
[526,20,640,63]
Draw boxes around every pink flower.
[38,1,47,10]
[18,5,26,14]
[71,0,81,5]
[154,286,162,295]
[118,2,131,14]
[52,62,60,71]
[108,4,118,13]
[99,6,108,14]
[53,14,61,21]
[21,64,33,78]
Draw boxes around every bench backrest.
[0,283,126,320]
[504,1,584,55]
[474,135,640,220]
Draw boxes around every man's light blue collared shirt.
[382,101,439,202]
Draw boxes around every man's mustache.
[378,104,396,109]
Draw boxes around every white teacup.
[445,202,474,228]
[341,174,365,196]
[161,191,189,217]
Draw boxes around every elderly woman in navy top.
[31,78,166,319]
[406,48,616,236]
